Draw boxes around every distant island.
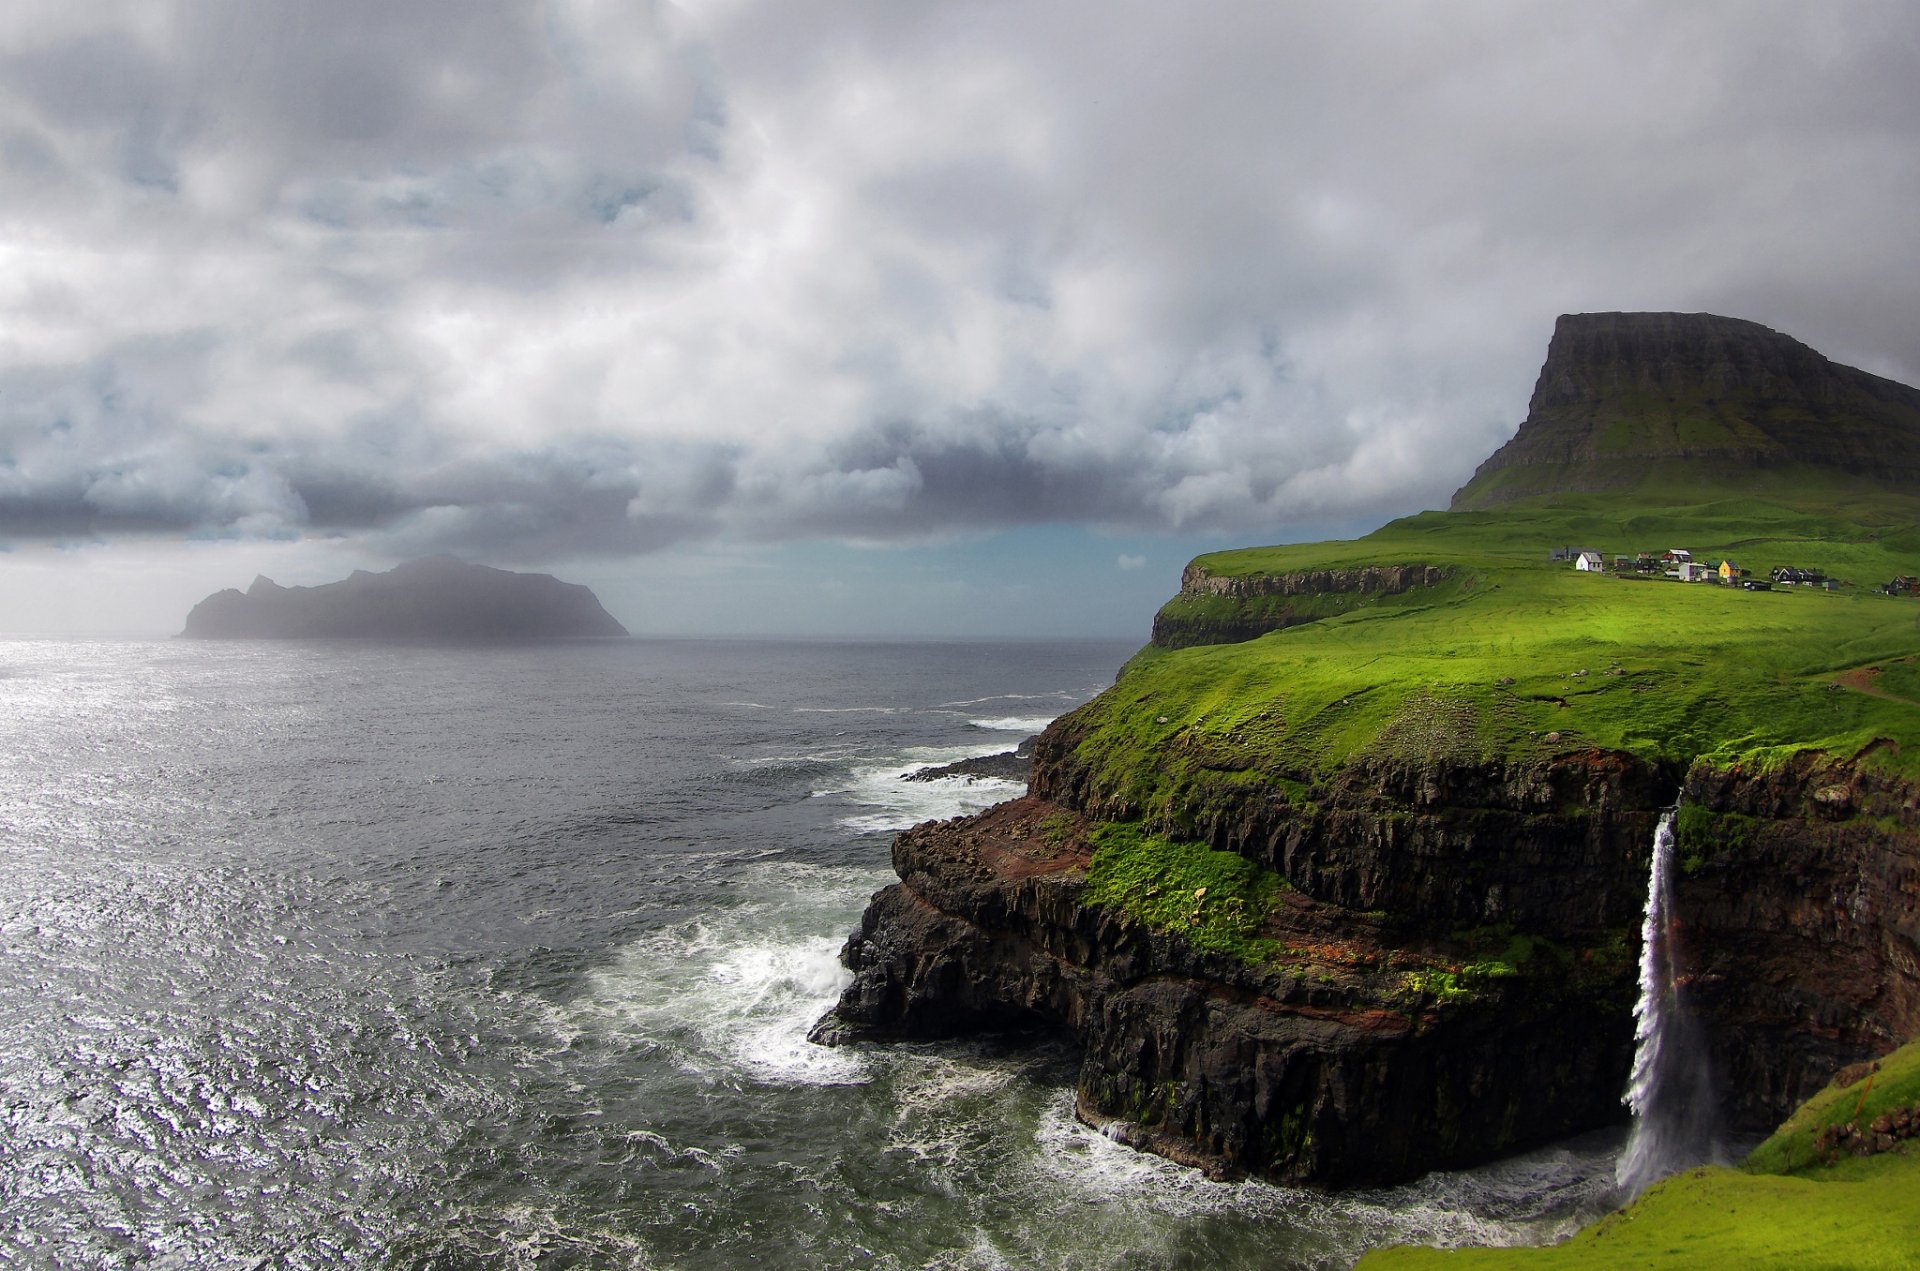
[180,557,629,639]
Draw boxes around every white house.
[1575,551,1604,572]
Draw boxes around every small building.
[1718,560,1746,584]
[1575,550,1605,572]
[1665,549,1693,565]
[1677,561,1712,582]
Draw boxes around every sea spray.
[1616,806,1721,1197]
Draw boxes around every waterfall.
[1615,806,1720,1198]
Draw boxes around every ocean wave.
[563,864,881,1087]
[966,715,1056,733]
[817,757,1026,833]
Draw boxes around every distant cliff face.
[1151,563,1454,650]
[1452,312,1920,509]
[181,557,628,639]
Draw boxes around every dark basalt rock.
[812,795,1640,1187]
[904,737,1036,784]
[816,729,1920,1184]
[1676,753,1920,1130]
[1452,312,1920,509]
[181,556,628,639]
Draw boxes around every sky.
[2,1,1917,639]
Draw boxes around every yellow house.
[1719,560,1741,584]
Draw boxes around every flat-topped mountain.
[1452,311,1920,510]
[181,557,628,639]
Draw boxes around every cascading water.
[1615,805,1721,1198]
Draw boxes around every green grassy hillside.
[1078,491,1920,836]
[1354,1035,1920,1269]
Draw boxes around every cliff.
[1452,312,1920,510]
[815,312,1920,1189]
[181,556,628,639]
[1151,563,1454,650]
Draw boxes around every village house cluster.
[1549,547,1918,596]
[1548,546,1861,592]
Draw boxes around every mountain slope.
[1452,311,1920,511]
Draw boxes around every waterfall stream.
[1615,806,1721,1198]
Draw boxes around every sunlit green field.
[1069,491,1920,826]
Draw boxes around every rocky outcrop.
[1452,312,1920,509]
[814,796,1638,1187]
[905,737,1036,784]
[181,556,628,639]
[1151,564,1453,650]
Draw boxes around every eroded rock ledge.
[814,794,1639,1187]
[1151,564,1453,650]
[815,742,1920,1187]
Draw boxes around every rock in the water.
[180,557,628,639]
[905,737,1036,784]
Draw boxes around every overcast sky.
[3,1,1917,638]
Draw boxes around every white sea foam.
[829,761,1026,833]
[1017,1088,1615,1256]
[966,715,1057,733]
[937,693,1075,709]
[565,864,880,1087]
[792,705,902,714]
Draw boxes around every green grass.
[1744,1034,1920,1177]
[1353,1036,1920,1269]
[1082,821,1288,962]
[1357,1163,1920,1269]
[1082,493,1920,836]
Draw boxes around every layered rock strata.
[814,795,1639,1186]
[816,728,1920,1185]
[1151,564,1453,650]
[1677,753,1920,1128]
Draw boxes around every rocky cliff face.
[816,719,1920,1184]
[1151,563,1453,650]
[1452,312,1920,509]
[1677,753,1920,1129]
[181,556,628,639]
[815,795,1639,1186]
[815,309,1920,1188]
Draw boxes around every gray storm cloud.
[2,0,1917,559]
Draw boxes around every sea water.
[0,637,1622,1269]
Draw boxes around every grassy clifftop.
[1081,488,1920,835]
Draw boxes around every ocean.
[0,637,1621,1269]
